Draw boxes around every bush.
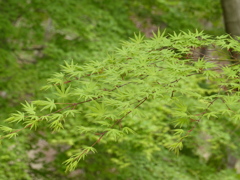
[1,30,240,179]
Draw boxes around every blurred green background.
[1,0,240,179]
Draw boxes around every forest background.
[0,0,240,179]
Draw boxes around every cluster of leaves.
[1,1,239,179]
[1,30,239,176]
[0,1,139,179]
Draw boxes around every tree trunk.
[221,0,240,59]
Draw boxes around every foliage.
[0,0,137,114]
[1,29,240,179]
[131,0,223,35]
[1,0,240,179]
[0,0,139,179]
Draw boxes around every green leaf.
[4,111,25,123]
[106,129,123,141]
[54,84,71,99]
[0,125,13,133]
[21,101,36,115]
[33,98,57,112]
[167,142,183,155]
[174,118,189,128]
[173,129,185,136]
[50,120,64,131]
[24,119,39,130]
[63,109,79,117]
[83,146,97,154]
[50,113,64,121]
[77,126,96,134]
[122,127,136,135]
[129,32,145,44]
[5,132,18,139]
[204,112,218,119]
